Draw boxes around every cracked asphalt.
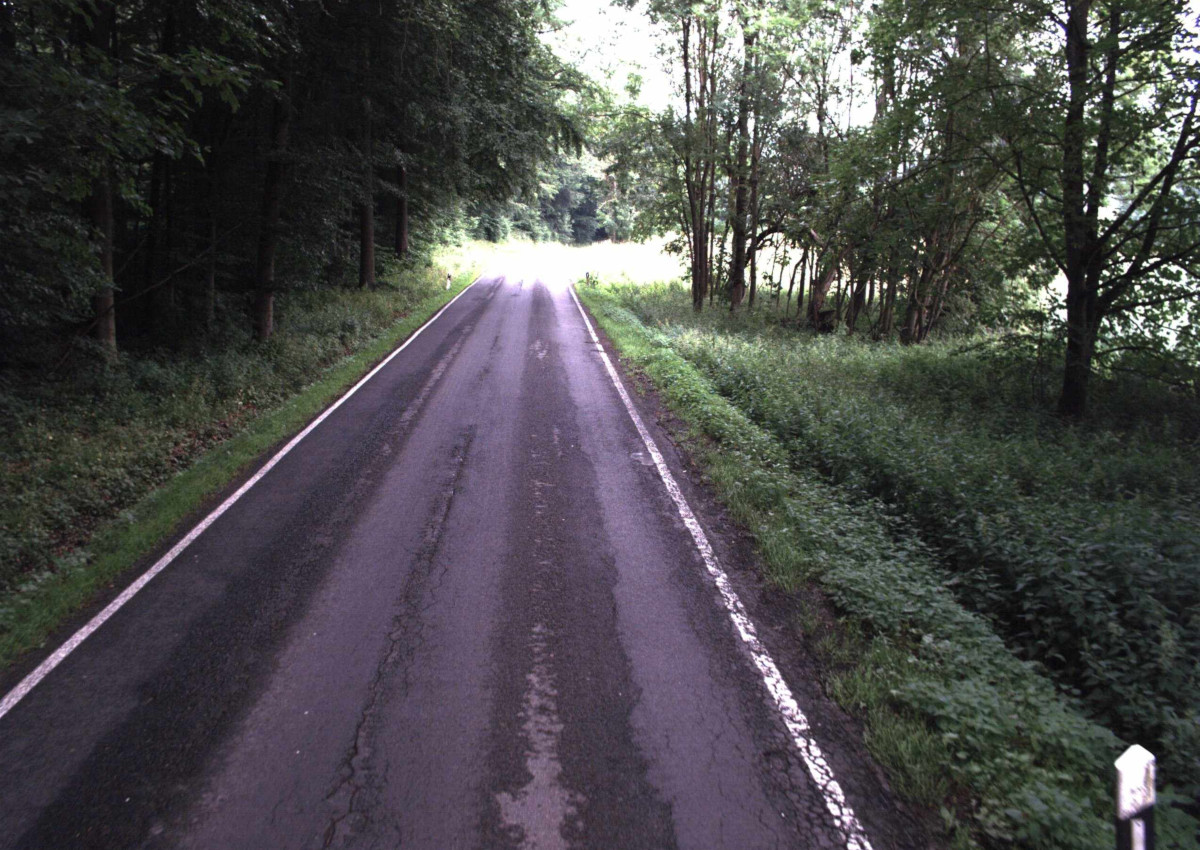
[0,273,927,849]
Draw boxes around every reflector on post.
[1115,745,1155,850]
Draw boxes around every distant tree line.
[469,151,637,245]
[0,0,582,358]
[608,0,1200,417]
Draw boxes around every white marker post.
[446,272,452,290]
[1116,745,1156,850]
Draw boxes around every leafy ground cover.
[0,254,481,667]
[578,281,1200,849]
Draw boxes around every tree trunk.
[681,17,709,312]
[254,85,291,341]
[712,218,728,305]
[845,259,871,334]
[145,156,176,326]
[691,201,708,311]
[796,247,807,321]
[874,257,899,340]
[833,267,845,325]
[1058,0,1093,416]
[727,28,755,311]
[88,169,117,354]
[355,1,374,290]
[921,272,952,342]
[746,109,762,311]
[901,274,923,344]
[146,7,178,331]
[203,141,220,330]
[355,134,374,286]
[204,217,217,328]
[785,258,799,317]
[394,165,409,257]
[748,244,757,310]
[359,198,375,288]
[82,2,117,355]
[808,255,840,331]
[1059,284,1100,417]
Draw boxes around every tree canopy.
[602,0,1200,416]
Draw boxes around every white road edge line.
[568,286,873,850]
[0,277,482,723]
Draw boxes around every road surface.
[0,272,919,849]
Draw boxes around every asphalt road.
[0,273,919,850]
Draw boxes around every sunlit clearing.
[445,237,684,293]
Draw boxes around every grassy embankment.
[578,279,1199,849]
[0,248,484,669]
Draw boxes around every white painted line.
[0,278,482,723]
[568,286,874,850]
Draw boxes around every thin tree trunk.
[712,218,728,305]
[203,141,219,329]
[394,165,409,257]
[785,258,799,317]
[83,2,117,354]
[146,7,177,330]
[88,168,117,353]
[357,6,375,289]
[748,244,757,310]
[681,17,709,312]
[747,110,762,311]
[833,267,845,325]
[808,250,843,330]
[921,273,953,342]
[773,244,785,308]
[1058,0,1093,416]
[845,258,871,334]
[255,83,291,341]
[796,246,807,321]
[875,254,899,340]
[727,29,754,310]
[901,270,924,344]
[359,196,375,288]
[205,217,217,328]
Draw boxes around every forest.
[599,0,1200,419]
[0,0,601,357]
[2,0,1199,846]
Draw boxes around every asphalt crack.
[320,427,476,849]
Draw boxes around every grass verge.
[0,265,478,670]
[577,283,1198,849]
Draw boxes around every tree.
[984,0,1200,416]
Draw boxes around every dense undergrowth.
[0,258,476,662]
[580,281,1200,848]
